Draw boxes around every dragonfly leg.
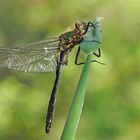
[93,48,101,57]
[92,49,105,65]
[75,46,84,65]
[90,60,106,65]
[75,47,105,65]
[84,21,101,34]
[84,22,95,34]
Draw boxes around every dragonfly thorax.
[59,22,87,51]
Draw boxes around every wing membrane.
[0,38,60,72]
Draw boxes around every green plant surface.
[61,54,92,140]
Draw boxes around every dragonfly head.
[75,21,87,34]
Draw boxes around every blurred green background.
[0,0,140,140]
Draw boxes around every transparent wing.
[0,38,60,72]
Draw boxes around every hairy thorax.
[59,29,84,51]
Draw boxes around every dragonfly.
[0,17,103,133]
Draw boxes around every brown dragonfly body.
[58,21,87,65]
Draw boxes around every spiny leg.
[84,22,95,34]
[75,47,104,65]
[92,49,105,64]
[84,21,101,34]
[93,48,101,57]
[75,46,84,65]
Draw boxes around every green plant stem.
[60,53,92,140]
